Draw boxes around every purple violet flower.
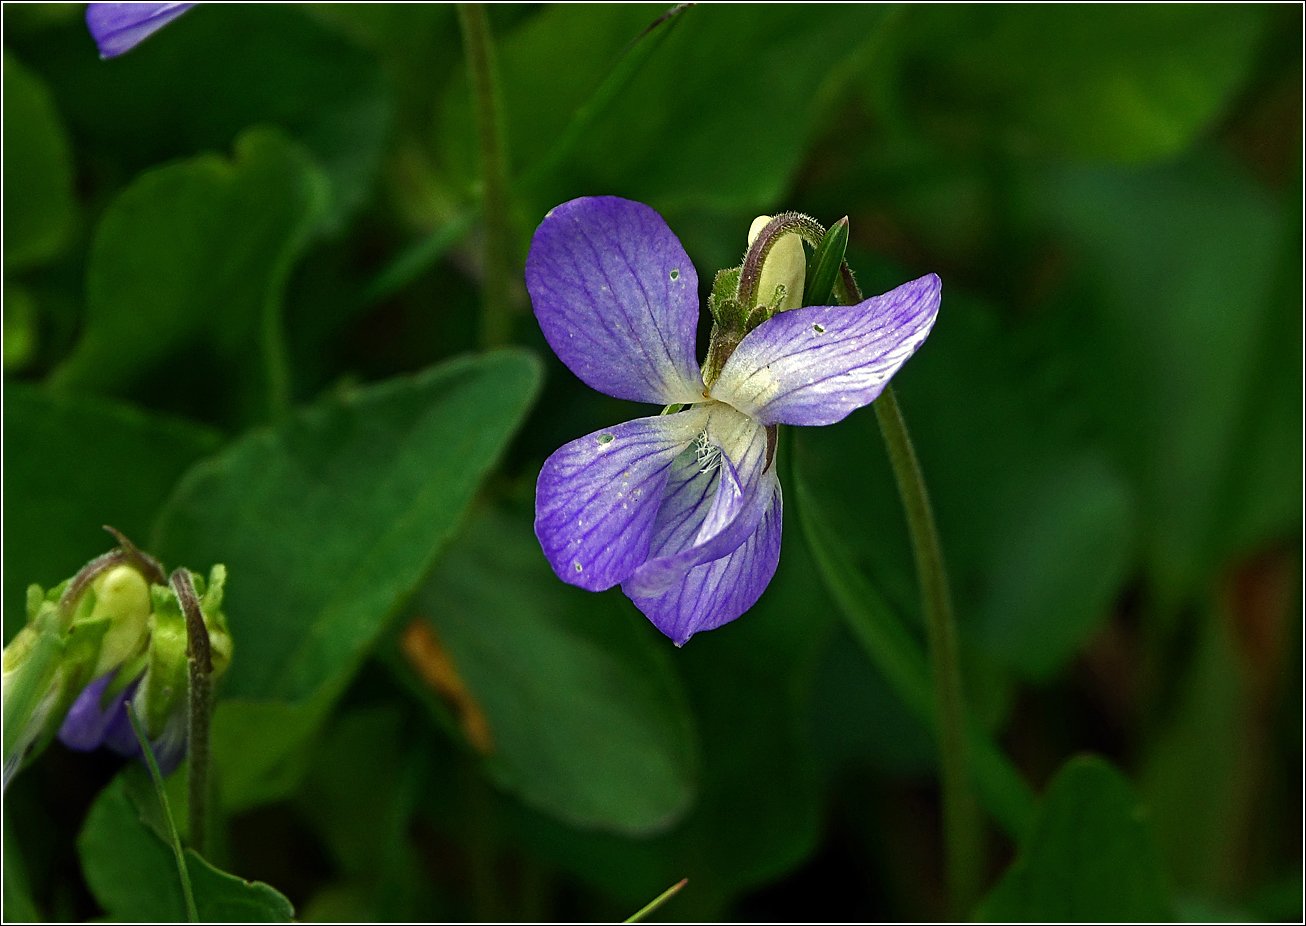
[85,2,196,59]
[58,671,188,776]
[527,196,941,645]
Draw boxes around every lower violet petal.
[628,478,783,646]
[535,408,709,592]
[622,416,773,599]
[58,672,134,752]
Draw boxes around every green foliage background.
[3,4,1300,922]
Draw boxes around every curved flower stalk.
[528,197,940,645]
[85,2,196,59]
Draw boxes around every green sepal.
[708,266,745,327]
[24,584,45,623]
[1,626,64,761]
[200,565,229,635]
[142,588,189,738]
[26,615,114,763]
[803,216,849,308]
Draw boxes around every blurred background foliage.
[2,3,1300,921]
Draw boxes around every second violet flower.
[528,197,940,646]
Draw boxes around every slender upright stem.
[874,385,982,917]
[457,3,514,349]
[128,705,198,923]
[624,878,688,923]
[170,569,213,858]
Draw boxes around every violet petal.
[713,274,941,426]
[86,2,196,59]
[628,477,783,646]
[622,412,772,598]
[535,408,710,592]
[58,673,133,752]
[526,197,705,406]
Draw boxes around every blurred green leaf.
[797,283,1136,682]
[1027,155,1292,600]
[2,384,220,643]
[895,5,1266,162]
[154,350,541,703]
[407,505,697,836]
[789,438,1038,843]
[3,285,40,372]
[1141,610,1252,895]
[79,775,293,922]
[209,694,333,813]
[18,4,390,227]
[51,128,328,423]
[3,816,40,923]
[3,51,74,272]
[978,755,1170,922]
[501,530,837,915]
[443,4,893,216]
[295,705,431,919]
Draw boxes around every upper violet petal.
[622,409,772,598]
[526,197,705,406]
[628,476,783,646]
[86,2,197,59]
[712,273,941,426]
[535,408,710,592]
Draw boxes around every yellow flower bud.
[748,215,806,313]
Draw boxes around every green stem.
[457,3,514,350]
[874,385,983,917]
[624,878,687,923]
[128,704,198,923]
[170,569,213,858]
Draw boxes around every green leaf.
[17,4,390,227]
[1027,155,1291,600]
[442,5,894,215]
[1140,610,1252,894]
[208,695,332,813]
[3,817,40,924]
[2,50,74,272]
[294,706,432,920]
[895,5,1266,162]
[79,777,185,922]
[154,351,541,704]
[79,775,293,922]
[51,128,328,423]
[796,279,1136,682]
[978,755,1170,922]
[405,505,696,836]
[789,438,1038,843]
[2,384,220,643]
[186,851,295,923]
[500,528,838,915]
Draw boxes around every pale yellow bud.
[87,565,151,679]
[748,215,806,313]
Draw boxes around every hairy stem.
[457,3,514,349]
[836,261,982,915]
[874,385,982,917]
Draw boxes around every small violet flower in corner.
[527,197,940,646]
[85,2,196,59]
